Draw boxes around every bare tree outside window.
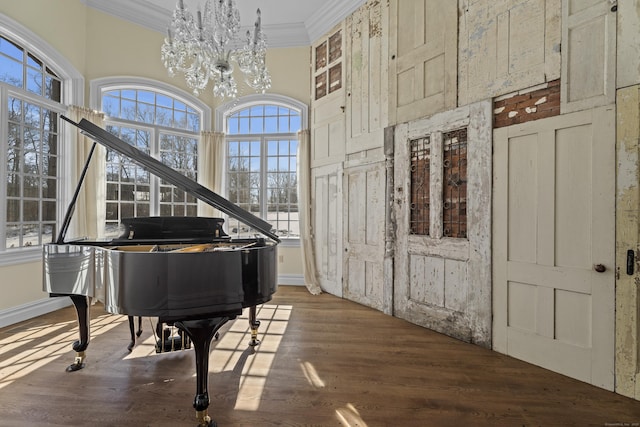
[225,105,300,239]
[101,88,201,237]
[1,34,61,251]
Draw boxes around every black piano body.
[43,117,280,427]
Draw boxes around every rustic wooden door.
[343,158,388,312]
[493,106,615,390]
[311,164,343,296]
[561,0,616,113]
[388,0,457,125]
[393,101,492,347]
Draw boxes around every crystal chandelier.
[161,0,271,98]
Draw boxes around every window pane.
[138,90,155,104]
[250,117,263,133]
[102,95,120,117]
[23,200,38,221]
[156,106,173,126]
[27,53,41,69]
[239,117,250,133]
[0,36,22,60]
[187,113,200,132]
[122,89,136,100]
[265,105,278,116]
[290,115,301,132]
[279,116,289,132]
[265,116,277,133]
[121,99,136,120]
[121,203,134,218]
[42,201,56,221]
[26,67,42,95]
[45,74,61,102]
[410,136,431,236]
[137,102,155,124]
[156,94,172,108]
[0,57,23,88]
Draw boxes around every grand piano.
[43,116,280,427]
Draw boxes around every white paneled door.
[343,160,387,312]
[311,164,343,296]
[493,106,615,390]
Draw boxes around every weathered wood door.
[393,101,492,347]
[388,0,457,125]
[493,106,615,390]
[343,157,388,312]
[311,164,343,296]
[561,0,616,113]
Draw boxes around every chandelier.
[161,0,271,99]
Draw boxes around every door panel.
[343,161,386,311]
[561,0,616,113]
[393,100,492,347]
[311,164,343,296]
[493,106,615,390]
[389,0,457,125]
[345,0,389,154]
[458,0,561,105]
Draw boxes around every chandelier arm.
[162,0,270,99]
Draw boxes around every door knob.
[594,264,606,273]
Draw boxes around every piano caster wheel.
[127,340,135,352]
[196,410,217,427]
[66,353,86,372]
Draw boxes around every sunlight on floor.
[301,360,326,388]
[336,403,369,427]
[227,304,291,411]
[0,312,128,390]
[123,303,293,412]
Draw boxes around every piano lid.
[61,116,280,243]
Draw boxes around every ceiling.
[83,0,366,48]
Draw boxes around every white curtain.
[66,106,106,240]
[297,129,322,295]
[198,131,225,217]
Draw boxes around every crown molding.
[83,0,176,35]
[82,0,364,48]
[305,0,364,43]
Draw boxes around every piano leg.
[175,317,230,427]
[248,305,261,347]
[127,316,143,352]
[66,295,90,372]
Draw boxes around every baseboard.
[0,297,73,329]
[278,274,305,286]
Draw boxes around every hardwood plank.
[1,286,639,426]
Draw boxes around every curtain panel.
[297,129,322,295]
[66,106,106,240]
[198,131,225,218]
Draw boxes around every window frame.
[0,14,83,266]
[217,94,308,248]
[91,78,210,235]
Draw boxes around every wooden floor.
[2,286,640,426]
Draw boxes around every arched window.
[0,15,81,263]
[92,78,209,237]
[219,95,307,242]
